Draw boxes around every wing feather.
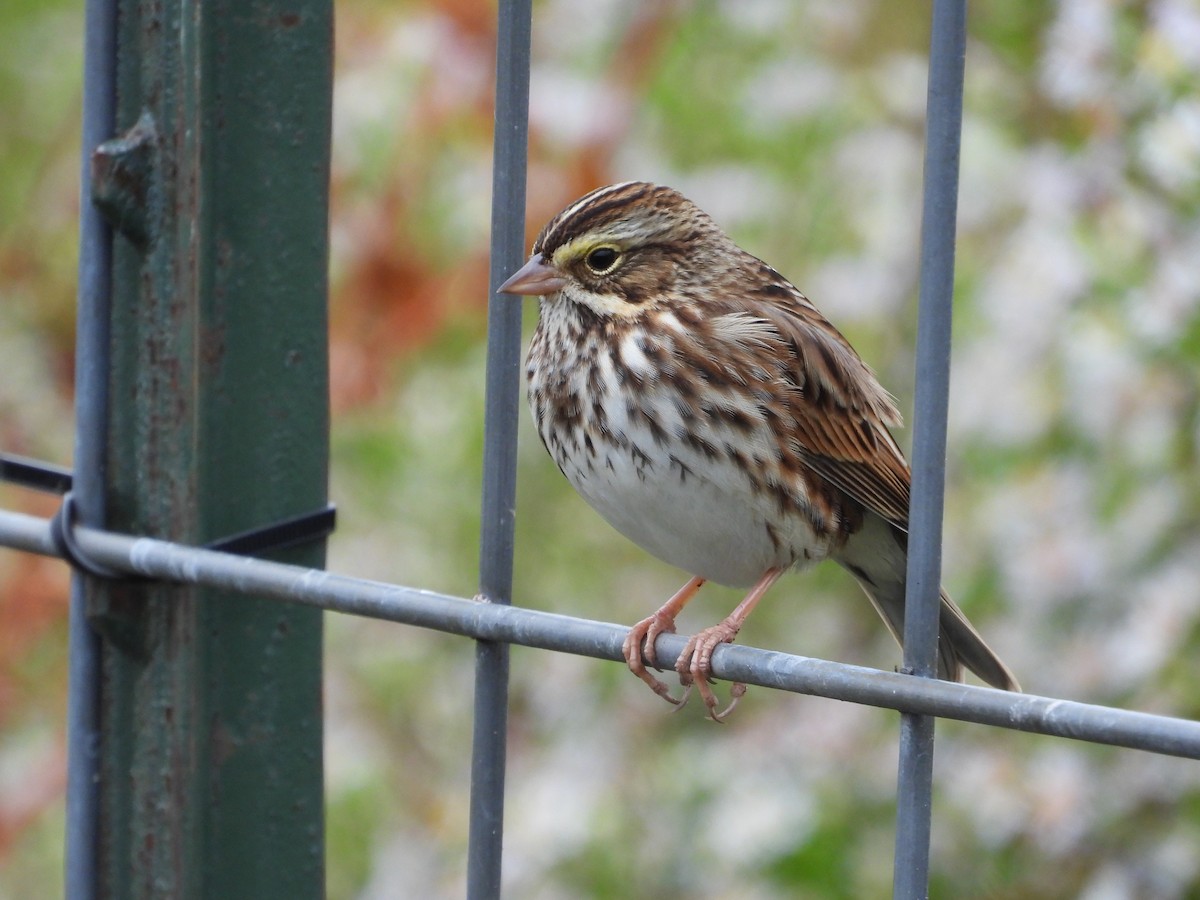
[707,274,913,531]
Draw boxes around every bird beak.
[497,255,568,296]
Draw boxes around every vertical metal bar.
[469,1,533,896]
[65,0,118,895]
[94,2,332,894]
[894,1,967,898]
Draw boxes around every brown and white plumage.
[500,181,1019,719]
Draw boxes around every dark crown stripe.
[537,182,653,254]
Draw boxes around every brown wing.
[709,270,913,532]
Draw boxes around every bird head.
[498,182,732,320]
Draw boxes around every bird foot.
[623,610,690,706]
[677,621,747,722]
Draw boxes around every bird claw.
[625,622,748,719]
[707,681,747,722]
[676,665,745,723]
[632,664,691,707]
[621,574,762,719]
[624,612,690,707]
[676,624,747,722]
[669,682,694,712]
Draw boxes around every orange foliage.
[327,0,683,414]
[0,492,69,727]
[0,490,69,859]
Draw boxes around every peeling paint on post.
[94,1,331,895]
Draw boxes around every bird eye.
[584,246,620,274]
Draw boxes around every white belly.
[535,381,834,587]
[568,451,792,586]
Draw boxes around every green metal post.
[89,2,332,896]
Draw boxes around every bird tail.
[835,516,1020,691]
[854,578,1020,691]
[933,587,1021,691]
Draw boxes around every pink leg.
[677,567,784,722]
[622,575,706,706]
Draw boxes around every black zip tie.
[1,453,74,494]
[7,452,336,577]
[206,505,337,556]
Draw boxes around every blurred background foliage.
[2,0,1200,896]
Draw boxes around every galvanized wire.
[65,0,118,895]
[6,508,1200,760]
[470,1,533,896]
[895,2,969,898]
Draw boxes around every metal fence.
[2,0,1199,898]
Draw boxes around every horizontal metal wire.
[4,506,1199,759]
